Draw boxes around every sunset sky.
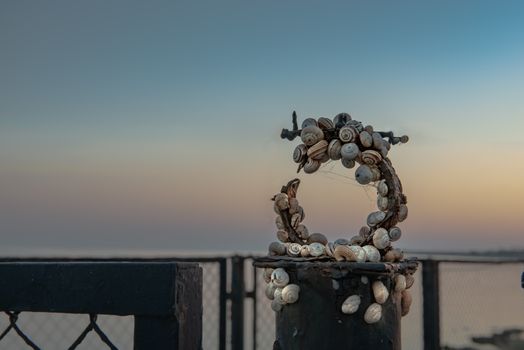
[1,0,523,254]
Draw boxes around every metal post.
[219,259,227,350]
[231,255,245,350]
[422,260,440,350]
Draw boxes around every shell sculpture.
[262,111,415,319]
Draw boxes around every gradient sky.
[1,0,523,254]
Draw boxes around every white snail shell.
[362,245,381,262]
[341,158,356,169]
[287,243,302,257]
[339,126,358,143]
[355,165,374,185]
[367,211,386,227]
[303,158,321,174]
[372,228,390,249]
[281,284,300,304]
[301,118,318,128]
[265,282,277,300]
[333,112,351,127]
[340,143,360,161]
[307,232,328,245]
[398,204,408,222]
[401,290,413,317]
[296,224,309,240]
[263,268,274,283]
[300,245,310,257]
[271,268,290,288]
[269,241,287,256]
[288,198,300,214]
[394,274,407,292]
[328,139,342,160]
[341,295,361,314]
[271,299,283,312]
[274,193,289,210]
[307,140,329,160]
[388,227,401,242]
[275,216,285,230]
[377,180,388,196]
[301,126,324,146]
[293,144,308,163]
[364,303,382,324]
[359,131,373,148]
[372,280,389,304]
[309,242,325,257]
[317,117,334,130]
[273,287,285,304]
[348,245,366,262]
[361,150,382,166]
[377,195,389,211]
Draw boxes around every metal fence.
[0,254,522,350]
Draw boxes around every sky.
[1,0,523,255]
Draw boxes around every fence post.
[231,255,245,350]
[422,260,440,350]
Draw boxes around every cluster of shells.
[262,267,301,312]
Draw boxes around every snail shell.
[274,193,289,210]
[372,132,384,150]
[307,232,328,245]
[405,274,415,289]
[303,158,321,174]
[364,303,382,324]
[340,143,360,160]
[347,120,364,132]
[271,268,290,288]
[359,131,373,148]
[301,118,318,128]
[364,125,374,134]
[377,180,388,196]
[301,126,324,146]
[339,126,358,143]
[265,282,277,300]
[300,245,310,257]
[333,245,356,262]
[275,216,285,230]
[349,245,366,262]
[341,295,361,314]
[377,195,389,211]
[268,241,287,256]
[282,284,300,304]
[290,213,302,229]
[383,248,404,262]
[296,224,309,240]
[317,117,334,130]
[361,150,382,166]
[398,204,408,222]
[372,280,389,304]
[287,243,302,257]
[359,226,371,238]
[318,152,330,163]
[334,238,350,246]
[271,299,283,312]
[309,242,325,257]
[367,211,386,227]
[401,290,413,317]
[362,245,381,262]
[293,144,308,163]
[379,142,389,158]
[349,235,364,245]
[394,274,407,292]
[341,158,356,169]
[288,198,300,214]
[370,166,381,181]
[263,268,274,283]
[400,135,409,143]
[273,287,285,304]
[325,242,335,258]
[333,112,351,127]
[307,140,329,160]
[327,139,342,160]
[372,228,390,249]
[388,227,401,242]
[355,164,374,185]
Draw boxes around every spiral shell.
[301,126,324,146]
[317,117,334,130]
[271,268,290,288]
[349,235,364,245]
[361,150,382,166]
[333,245,357,262]
[372,228,390,249]
[293,144,308,163]
[288,198,300,214]
[287,243,302,257]
[341,295,361,314]
[370,166,381,181]
[307,140,329,160]
[307,232,328,245]
[271,299,283,312]
[383,248,403,262]
[388,227,401,242]
[263,268,273,283]
[303,158,321,174]
[274,193,289,210]
[341,158,356,169]
[333,112,351,127]
[339,126,358,143]
[340,143,360,160]
[300,245,310,257]
[355,165,374,185]
[265,282,277,300]
[367,211,386,227]
[405,274,415,289]
[309,242,325,257]
[401,290,413,316]
[398,204,408,222]
[268,241,287,256]
[359,131,373,148]
[350,245,367,262]
[275,216,285,230]
[377,180,388,196]
[318,152,330,163]
[363,245,381,262]
[372,132,384,149]
[377,195,388,211]
[296,224,309,240]
[364,125,374,134]
[325,242,335,258]
[274,287,285,304]
[282,284,300,304]
[359,226,371,238]
[394,274,407,292]
[372,280,389,304]
[327,139,342,160]
[364,303,382,324]
[301,118,318,128]
[334,238,350,246]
